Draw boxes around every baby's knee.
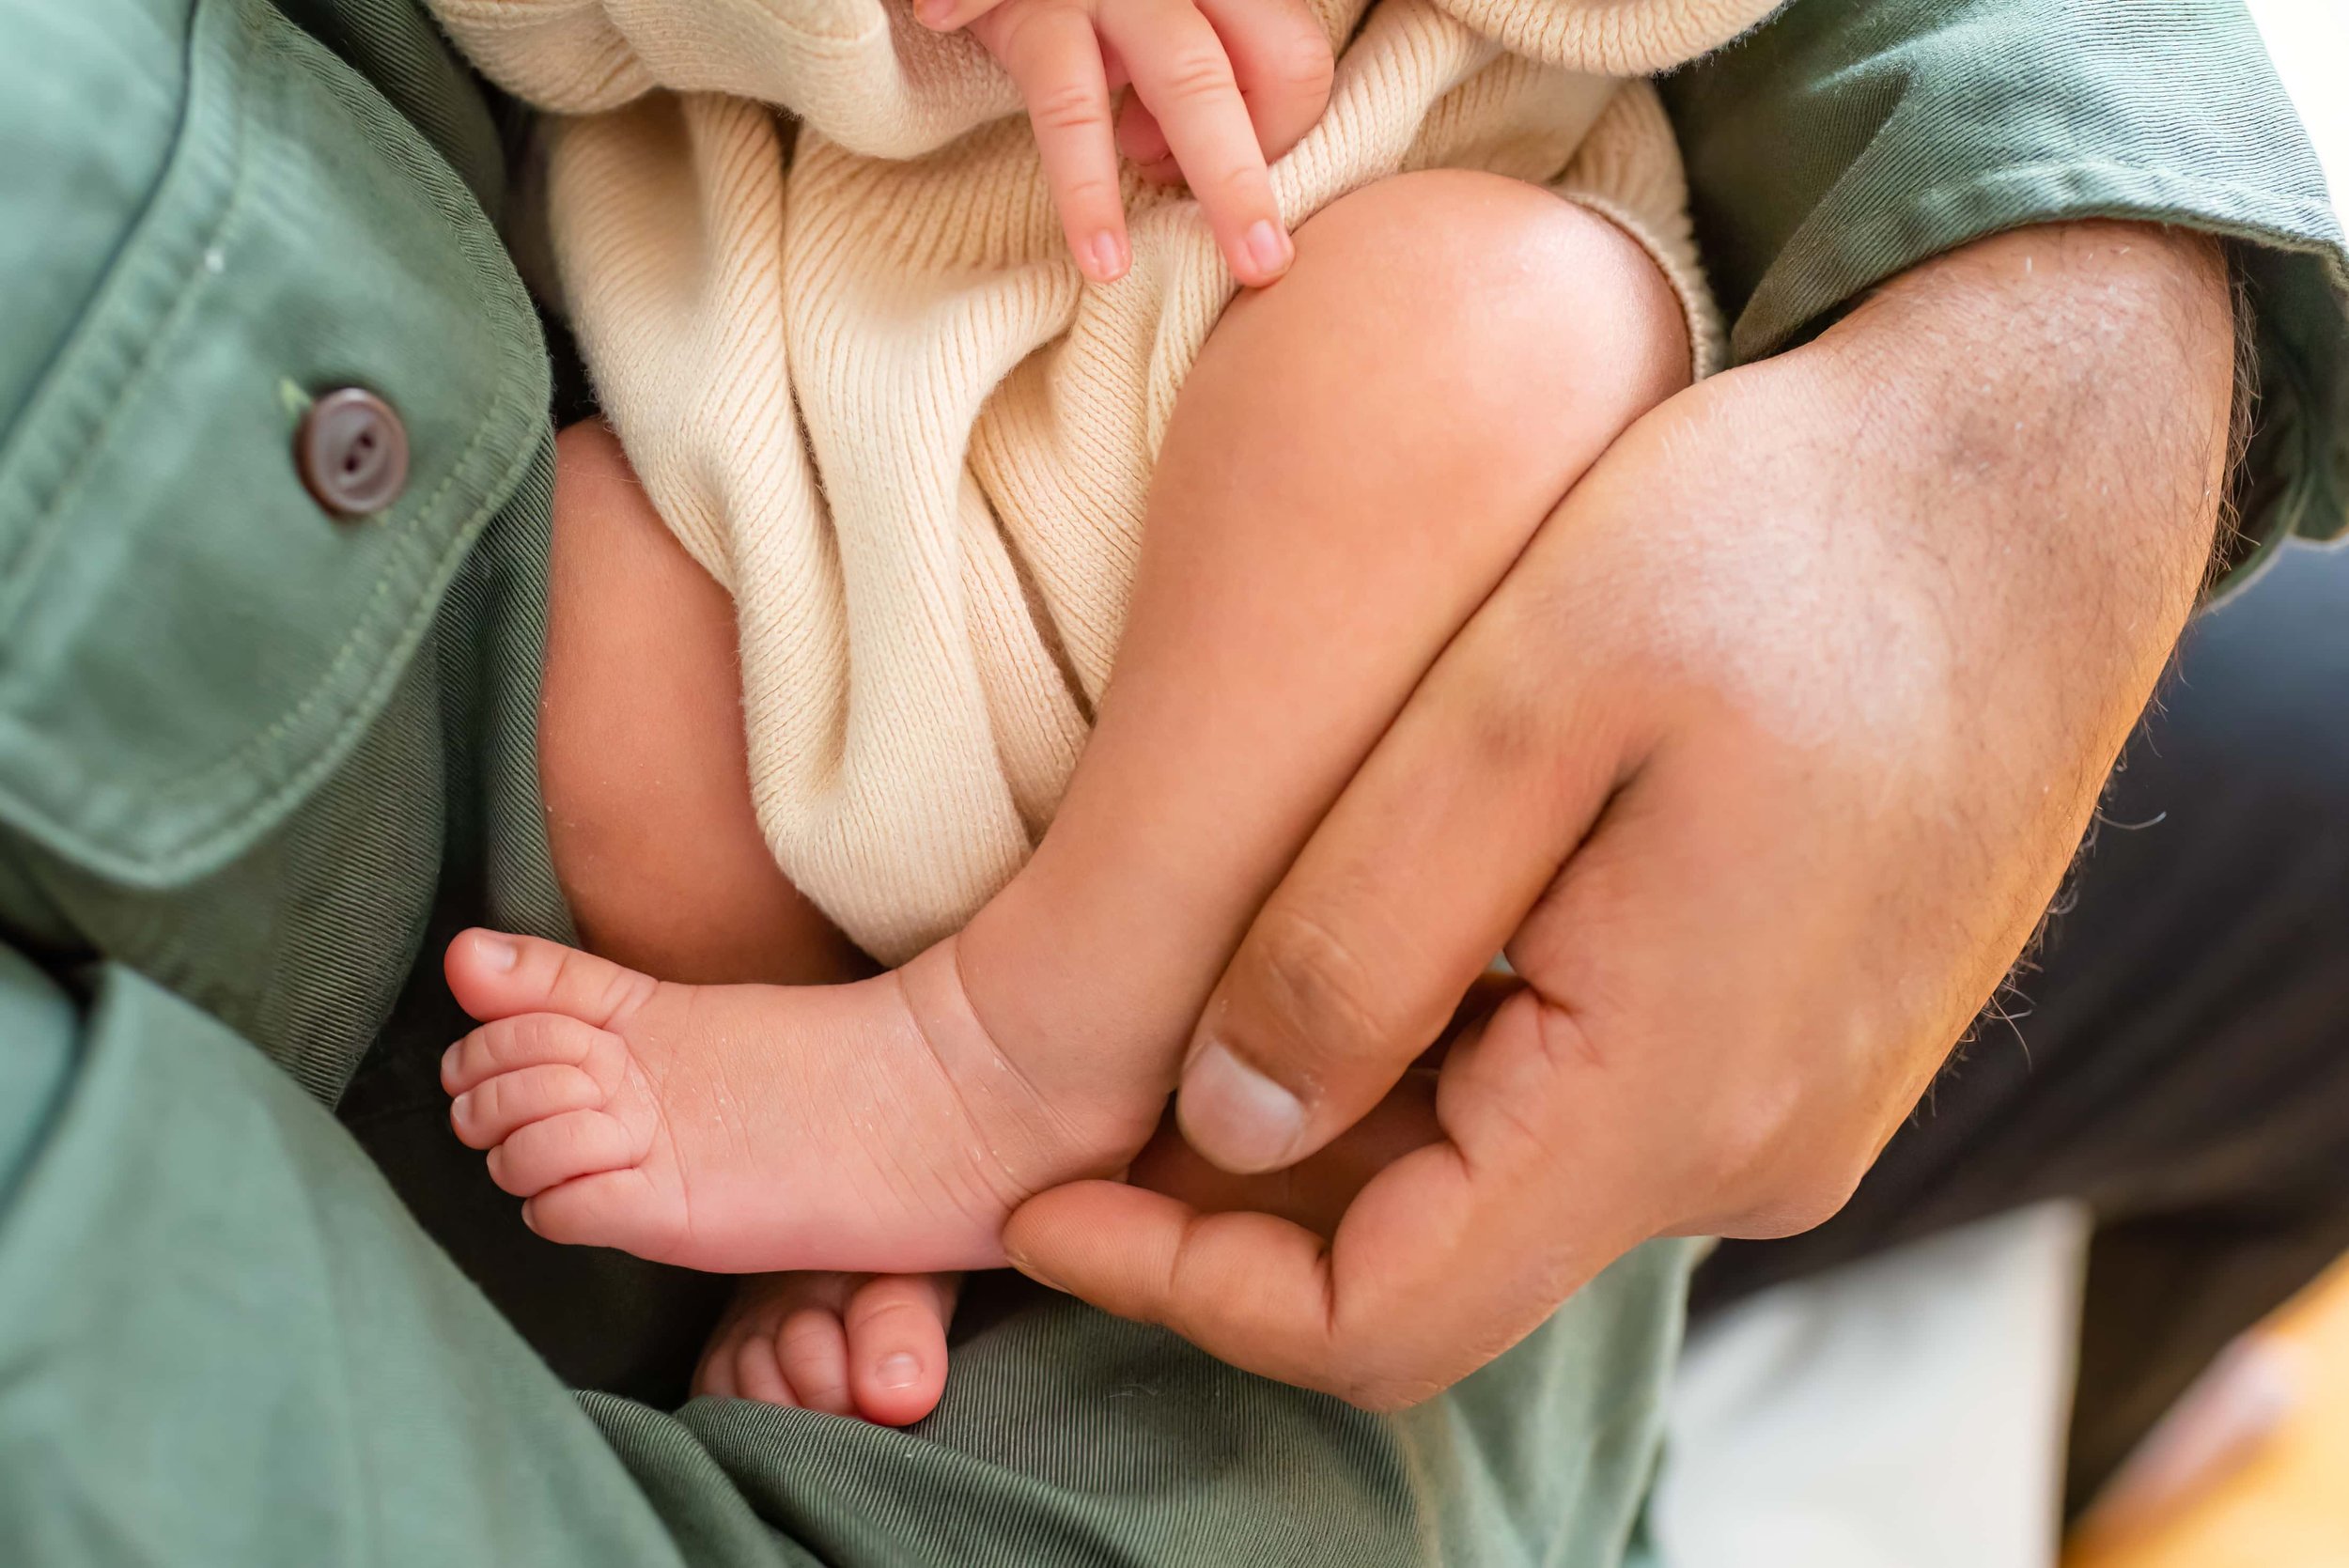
[1283,169,1692,451]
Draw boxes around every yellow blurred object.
[2066,1256,2349,1566]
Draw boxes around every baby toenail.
[876,1354,922,1389]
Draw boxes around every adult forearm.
[1727,218,2234,679]
[1603,219,2233,745]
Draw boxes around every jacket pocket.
[0,0,550,888]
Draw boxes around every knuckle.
[850,1296,932,1341]
[1246,905,1390,1066]
[1691,1087,1873,1237]
[988,0,1077,59]
[1052,173,1122,212]
[1157,46,1238,104]
[1155,1210,1218,1335]
[581,1028,628,1094]
[492,1018,538,1066]
[593,962,656,1026]
[1695,1095,1796,1195]
[1748,1148,1873,1238]
[1027,77,1111,133]
[452,1030,496,1079]
[776,1309,841,1355]
[1203,162,1268,207]
[543,1063,599,1111]
[1470,1084,1560,1169]
[529,1114,578,1159]
[1267,31,1333,99]
[479,1022,530,1073]
[517,1013,586,1066]
[466,1074,507,1124]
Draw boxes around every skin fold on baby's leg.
[442,168,1693,1345]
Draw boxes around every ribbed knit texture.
[432,0,1772,961]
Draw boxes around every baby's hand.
[918,0,1333,287]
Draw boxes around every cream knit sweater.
[433,0,1778,963]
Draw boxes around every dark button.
[296,386,410,519]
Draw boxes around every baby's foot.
[694,1271,960,1426]
[441,931,1160,1273]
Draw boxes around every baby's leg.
[535,422,948,1423]
[537,420,869,987]
[442,170,1691,1275]
[957,171,1693,1093]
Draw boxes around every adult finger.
[1131,979,1511,1229]
[976,0,1131,282]
[1193,0,1331,163]
[1009,987,1659,1405]
[1174,589,1646,1174]
[1128,1064,1443,1235]
[1097,0,1291,286]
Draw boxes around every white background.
[2249,0,2349,208]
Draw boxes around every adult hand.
[1003,221,2240,1406]
[918,0,1333,285]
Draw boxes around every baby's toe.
[484,1107,646,1197]
[847,1274,957,1425]
[442,1011,615,1096]
[449,1062,606,1149]
[775,1307,856,1416]
[693,1339,738,1400]
[444,928,658,1030]
[730,1329,798,1407]
[521,1167,686,1257]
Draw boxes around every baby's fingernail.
[876,1353,923,1390]
[1180,1040,1305,1173]
[450,1090,474,1124]
[473,933,519,972]
[917,0,955,25]
[1243,219,1291,280]
[1087,229,1128,282]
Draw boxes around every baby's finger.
[976,0,1131,282]
[1097,32,1131,90]
[915,0,1013,34]
[1117,98,1184,187]
[1099,0,1290,285]
[1194,0,1331,163]
[1117,97,1171,169]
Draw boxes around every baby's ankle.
[900,930,1172,1182]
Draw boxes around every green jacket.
[0,0,2341,1562]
